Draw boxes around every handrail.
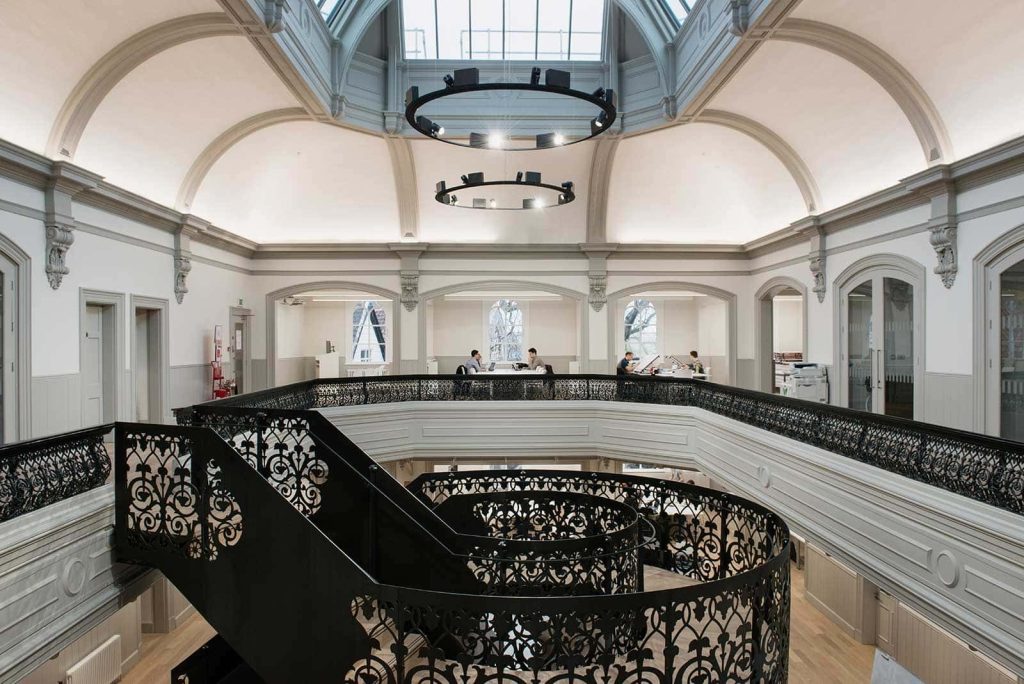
[178,374,1024,515]
[0,423,112,522]
[115,422,792,682]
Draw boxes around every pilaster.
[903,167,958,288]
[794,218,825,303]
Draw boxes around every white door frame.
[973,223,1024,436]
[0,236,30,442]
[229,305,253,394]
[80,289,125,425]
[833,255,925,419]
[130,295,170,424]
[754,277,807,393]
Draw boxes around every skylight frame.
[402,0,606,62]
[659,0,692,28]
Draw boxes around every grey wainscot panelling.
[169,364,211,411]
[31,374,82,437]
[923,372,975,431]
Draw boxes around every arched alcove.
[265,281,401,387]
[417,280,587,374]
[604,282,738,384]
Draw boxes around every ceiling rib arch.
[176,107,310,212]
[697,109,822,214]
[46,13,239,160]
[772,18,953,165]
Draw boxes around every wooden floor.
[123,564,875,684]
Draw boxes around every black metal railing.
[179,374,1024,515]
[115,421,791,683]
[0,424,112,522]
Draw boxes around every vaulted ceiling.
[0,0,1022,246]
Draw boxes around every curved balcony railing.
[115,422,791,682]
[0,424,112,522]
[176,374,1024,516]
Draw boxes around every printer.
[783,363,829,403]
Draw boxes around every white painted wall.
[772,298,803,353]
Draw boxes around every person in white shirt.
[527,348,546,371]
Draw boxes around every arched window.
[488,299,524,362]
[352,300,387,363]
[624,299,657,356]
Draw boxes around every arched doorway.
[0,235,30,442]
[834,255,925,420]
[974,224,1024,438]
[754,277,807,394]
[605,282,737,384]
[265,282,401,387]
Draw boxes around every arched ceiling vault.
[770,18,953,165]
[46,13,239,160]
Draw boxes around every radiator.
[66,635,122,684]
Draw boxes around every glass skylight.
[316,0,343,21]
[662,0,691,26]
[403,0,605,61]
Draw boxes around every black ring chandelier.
[435,171,575,210]
[406,66,617,150]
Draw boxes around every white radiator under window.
[66,635,122,684]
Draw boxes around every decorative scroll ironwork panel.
[0,425,111,522]
[120,429,242,561]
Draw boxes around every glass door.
[843,275,916,418]
[993,261,1024,440]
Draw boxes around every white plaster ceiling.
[607,123,807,244]
[710,40,923,213]
[191,121,401,243]
[412,140,592,244]
[76,37,297,208]
[792,0,1024,160]
[0,0,218,155]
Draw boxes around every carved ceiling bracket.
[727,0,751,37]
[175,216,209,304]
[390,244,426,311]
[44,162,101,290]
[903,167,958,288]
[265,0,286,33]
[794,219,825,303]
[583,245,616,312]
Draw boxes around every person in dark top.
[617,351,635,375]
[688,350,704,373]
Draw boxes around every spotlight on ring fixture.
[536,132,567,149]
[522,197,544,209]
[418,116,443,138]
[487,133,505,149]
[530,67,541,86]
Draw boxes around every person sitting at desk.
[688,350,704,374]
[527,347,546,371]
[465,349,483,373]
[617,351,635,375]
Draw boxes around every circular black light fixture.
[435,172,575,210]
[406,67,617,151]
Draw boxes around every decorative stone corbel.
[389,244,427,312]
[45,223,74,290]
[331,94,346,120]
[727,0,751,37]
[175,216,208,304]
[588,274,608,312]
[661,96,677,122]
[903,167,958,288]
[400,273,420,312]
[794,218,825,303]
[44,162,101,290]
[265,0,286,32]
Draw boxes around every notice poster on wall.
[214,325,223,361]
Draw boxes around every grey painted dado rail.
[0,424,111,522]
[178,375,1024,517]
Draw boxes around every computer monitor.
[487,361,496,372]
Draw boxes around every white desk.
[479,368,547,375]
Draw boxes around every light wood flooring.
[123,564,876,684]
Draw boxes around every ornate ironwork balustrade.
[180,374,1024,515]
[0,424,112,522]
[115,421,792,683]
